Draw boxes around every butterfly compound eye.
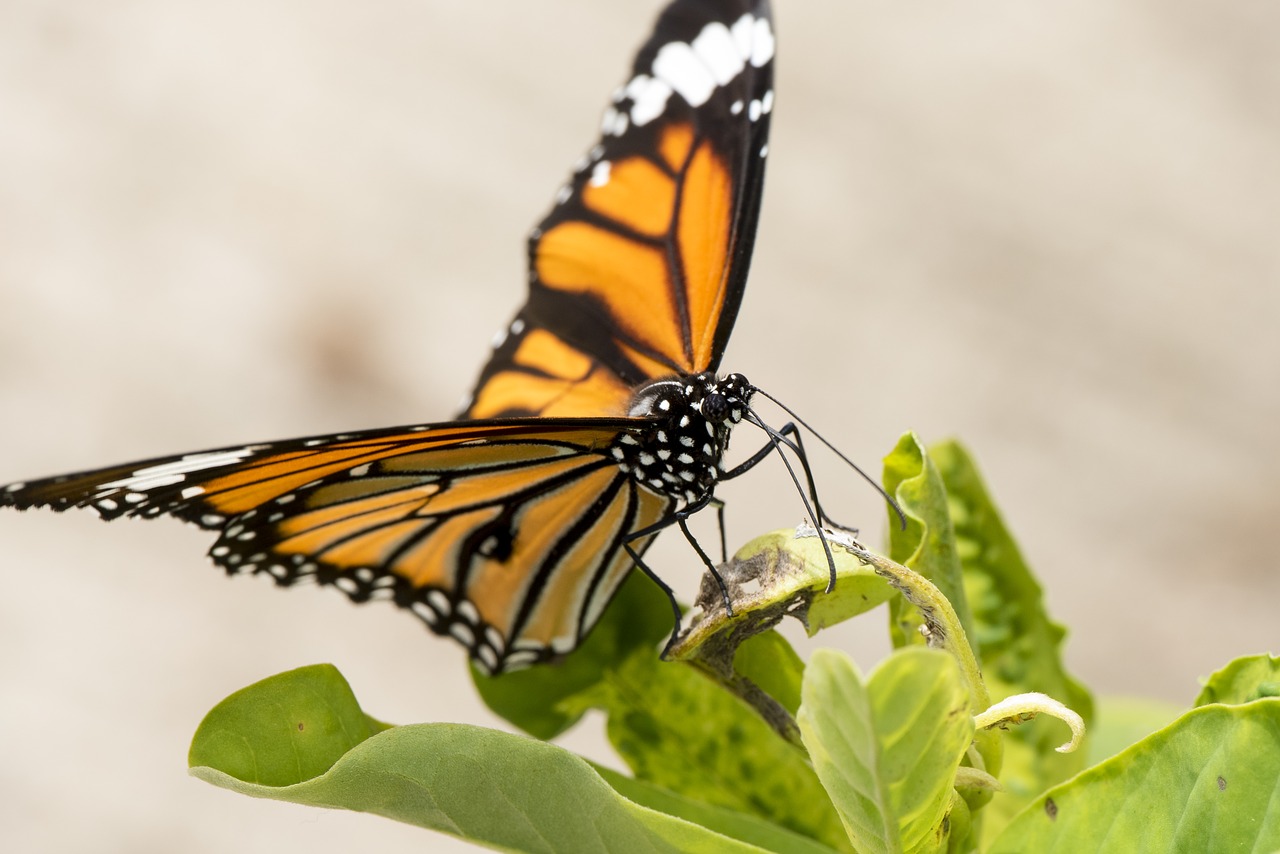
[702,392,729,422]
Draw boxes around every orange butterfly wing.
[464,0,774,419]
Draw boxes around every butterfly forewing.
[465,0,774,418]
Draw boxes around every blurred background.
[1,1,1276,851]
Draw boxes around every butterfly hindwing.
[1,420,673,673]
[465,0,774,419]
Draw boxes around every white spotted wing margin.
[0,418,675,675]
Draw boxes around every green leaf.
[595,767,844,854]
[733,630,806,718]
[1195,653,1280,707]
[928,440,1095,835]
[664,529,891,741]
[193,722,783,853]
[470,571,671,739]
[603,649,853,852]
[882,434,975,654]
[797,647,974,854]
[987,699,1280,853]
[671,530,894,660]
[880,433,1000,809]
[187,663,381,787]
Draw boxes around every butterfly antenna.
[744,407,839,592]
[753,387,908,531]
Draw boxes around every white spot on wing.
[99,448,257,493]
[750,17,776,67]
[476,645,499,673]
[450,622,476,647]
[691,22,744,85]
[456,599,481,626]
[601,106,620,134]
[427,589,451,614]
[628,74,673,127]
[412,602,439,626]
[653,41,716,107]
[731,14,755,59]
[504,649,540,669]
[589,160,612,187]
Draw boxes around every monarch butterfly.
[2,0,802,676]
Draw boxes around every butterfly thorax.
[610,372,753,505]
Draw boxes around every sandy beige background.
[1,1,1276,851]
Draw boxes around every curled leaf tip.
[974,692,1086,753]
[794,521,864,553]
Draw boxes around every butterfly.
[1,0,783,676]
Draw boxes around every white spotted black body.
[612,372,753,505]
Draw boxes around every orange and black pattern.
[3,420,673,672]
[464,0,774,419]
[1,0,775,674]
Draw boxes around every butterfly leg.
[675,511,734,616]
[767,425,862,535]
[723,422,834,525]
[624,496,735,658]
[623,539,686,660]
[707,496,728,563]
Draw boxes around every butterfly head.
[627,372,753,424]
[695,372,753,425]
